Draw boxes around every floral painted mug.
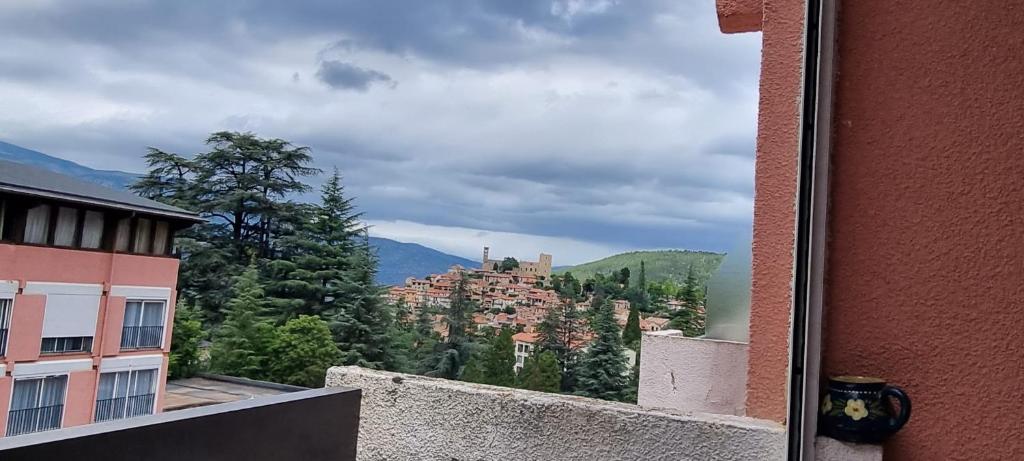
[819,376,911,444]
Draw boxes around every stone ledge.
[327,366,785,461]
[815,436,884,461]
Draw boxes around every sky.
[0,0,761,265]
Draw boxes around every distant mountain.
[0,140,138,190]
[555,249,726,286]
[370,237,478,286]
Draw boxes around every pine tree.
[331,237,394,369]
[169,302,205,379]
[518,350,562,393]
[680,264,701,308]
[209,266,278,380]
[479,329,517,387]
[537,288,584,392]
[423,273,477,379]
[575,299,629,402]
[270,315,340,387]
[267,169,363,319]
[622,303,642,347]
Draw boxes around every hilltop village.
[386,248,682,370]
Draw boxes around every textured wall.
[638,331,748,416]
[327,367,785,461]
[825,1,1024,459]
[742,0,805,422]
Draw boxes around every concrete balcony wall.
[637,330,749,416]
[327,366,785,461]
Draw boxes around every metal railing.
[94,394,156,423]
[120,325,163,350]
[6,405,63,437]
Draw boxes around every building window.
[121,300,165,350]
[40,336,93,354]
[133,218,153,254]
[114,217,131,252]
[81,210,105,249]
[7,375,67,436]
[94,369,158,422]
[53,206,79,247]
[0,298,10,356]
[23,204,51,244]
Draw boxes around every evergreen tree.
[168,302,205,379]
[209,266,278,380]
[575,299,629,402]
[680,264,701,308]
[518,351,562,393]
[459,350,488,384]
[423,273,477,379]
[331,237,394,369]
[270,315,340,387]
[479,329,517,387]
[536,287,584,392]
[132,132,320,321]
[267,169,363,319]
[622,302,642,347]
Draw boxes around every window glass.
[114,218,131,251]
[81,210,104,249]
[53,206,78,246]
[23,204,50,244]
[133,218,152,253]
[152,221,170,255]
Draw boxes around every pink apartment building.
[0,160,200,437]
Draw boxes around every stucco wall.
[737,0,806,422]
[637,331,748,416]
[326,366,785,461]
[825,1,1024,459]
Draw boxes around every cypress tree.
[575,299,629,401]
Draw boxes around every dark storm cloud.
[315,60,396,91]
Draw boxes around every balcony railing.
[0,388,360,461]
[0,328,8,356]
[120,326,163,350]
[6,405,63,437]
[94,394,156,423]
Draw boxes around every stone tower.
[482,246,490,270]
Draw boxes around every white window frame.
[6,373,70,436]
[0,284,15,357]
[121,300,168,350]
[109,286,173,351]
[94,367,160,422]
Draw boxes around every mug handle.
[882,385,912,433]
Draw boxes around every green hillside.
[556,250,725,286]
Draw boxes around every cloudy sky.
[0,0,761,265]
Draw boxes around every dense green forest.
[556,250,724,287]
[151,132,712,402]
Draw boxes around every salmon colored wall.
[824,1,1024,458]
[0,376,10,436]
[64,370,98,427]
[7,294,44,363]
[0,244,179,289]
[155,356,170,415]
[724,0,805,422]
[102,296,127,357]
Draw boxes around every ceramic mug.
[819,376,911,444]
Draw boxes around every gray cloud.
[0,0,761,254]
[316,60,396,91]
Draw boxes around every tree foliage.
[168,302,205,379]
[575,299,629,401]
[209,266,278,380]
[270,315,340,387]
[518,351,561,393]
